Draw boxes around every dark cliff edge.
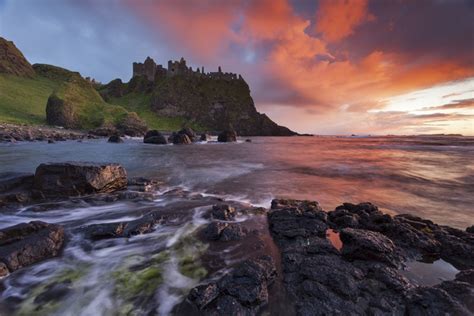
[98,57,298,136]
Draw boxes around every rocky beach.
[0,135,473,315]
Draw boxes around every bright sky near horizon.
[1,0,473,135]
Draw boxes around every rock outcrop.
[0,37,35,77]
[143,130,168,144]
[45,93,77,129]
[0,221,65,277]
[116,112,147,137]
[217,130,237,142]
[268,199,474,315]
[33,162,127,198]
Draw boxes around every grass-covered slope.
[0,64,135,130]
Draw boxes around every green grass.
[0,73,57,124]
[108,92,206,131]
[0,68,131,129]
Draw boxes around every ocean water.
[1,135,473,228]
[0,135,473,315]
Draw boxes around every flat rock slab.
[33,162,127,198]
[0,221,64,276]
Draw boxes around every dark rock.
[187,255,276,314]
[406,286,469,316]
[178,127,196,141]
[45,94,77,129]
[217,130,237,142]
[80,212,162,240]
[211,204,236,220]
[48,139,55,144]
[455,269,474,285]
[245,139,252,143]
[0,172,34,206]
[200,133,211,141]
[143,130,168,144]
[466,225,474,234]
[0,262,8,277]
[172,133,192,144]
[340,228,402,266]
[107,134,123,143]
[0,221,64,273]
[203,222,228,241]
[34,281,72,305]
[188,283,219,309]
[33,162,127,198]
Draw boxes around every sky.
[1,0,473,135]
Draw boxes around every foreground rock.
[79,212,163,240]
[0,172,34,205]
[217,130,237,142]
[0,221,64,277]
[33,162,127,198]
[185,255,276,314]
[268,199,474,315]
[143,130,168,144]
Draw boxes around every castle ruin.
[132,56,243,81]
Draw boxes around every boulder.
[143,130,168,144]
[0,221,64,274]
[178,127,196,141]
[467,226,474,234]
[107,135,123,143]
[172,133,192,145]
[33,162,127,198]
[45,94,77,129]
[116,112,147,137]
[217,130,237,142]
[210,204,236,220]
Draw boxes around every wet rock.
[200,133,211,141]
[340,228,402,267]
[127,177,161,192]
[0,172,34,206]
[406,286,470,316]
[0,221,64,273]
[0,262,8,277]
[220,224,247,241]
[467,226,474,234]
[178,127,196,141]
[187,255,276,314]
[107,134,123,143]
[34,281,72,305]
[210,204,236,220]
[33,162,127,198]
[269,199,328,240]
[80,212,162,240]
[203,222,228,241]
[455,269,474,285]
[171,132,192,144]
[217,130,237,142]
[89,126,118,137]
[188,283,220,309]
[143,130,168,144]
[48,139,55,144]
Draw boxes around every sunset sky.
[1,0,473,135]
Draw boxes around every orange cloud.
[315,0,374,42]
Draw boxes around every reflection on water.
[326,229,343,251]
[1,135,472,228]
[400,259,459,286]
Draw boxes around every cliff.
[99,57,297,136]
[0,37,35,78]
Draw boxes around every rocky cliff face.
[0,37,35,77]
[100,58,297,136]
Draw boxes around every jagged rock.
[0,221,64,274]
[203,222,246,241]
[187,255,276,314]
[200,133,211,141]
[45,94,77,129]
[80,212,162,240]
[107,134,123,143]
[0,172,34,205]
[210,204,236,220]
[33,162,127,198]
[217,130,237,142]
[0,262,8,278]
[116,112,147,137]
[340,228,402,267]
[143,130,168,144]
